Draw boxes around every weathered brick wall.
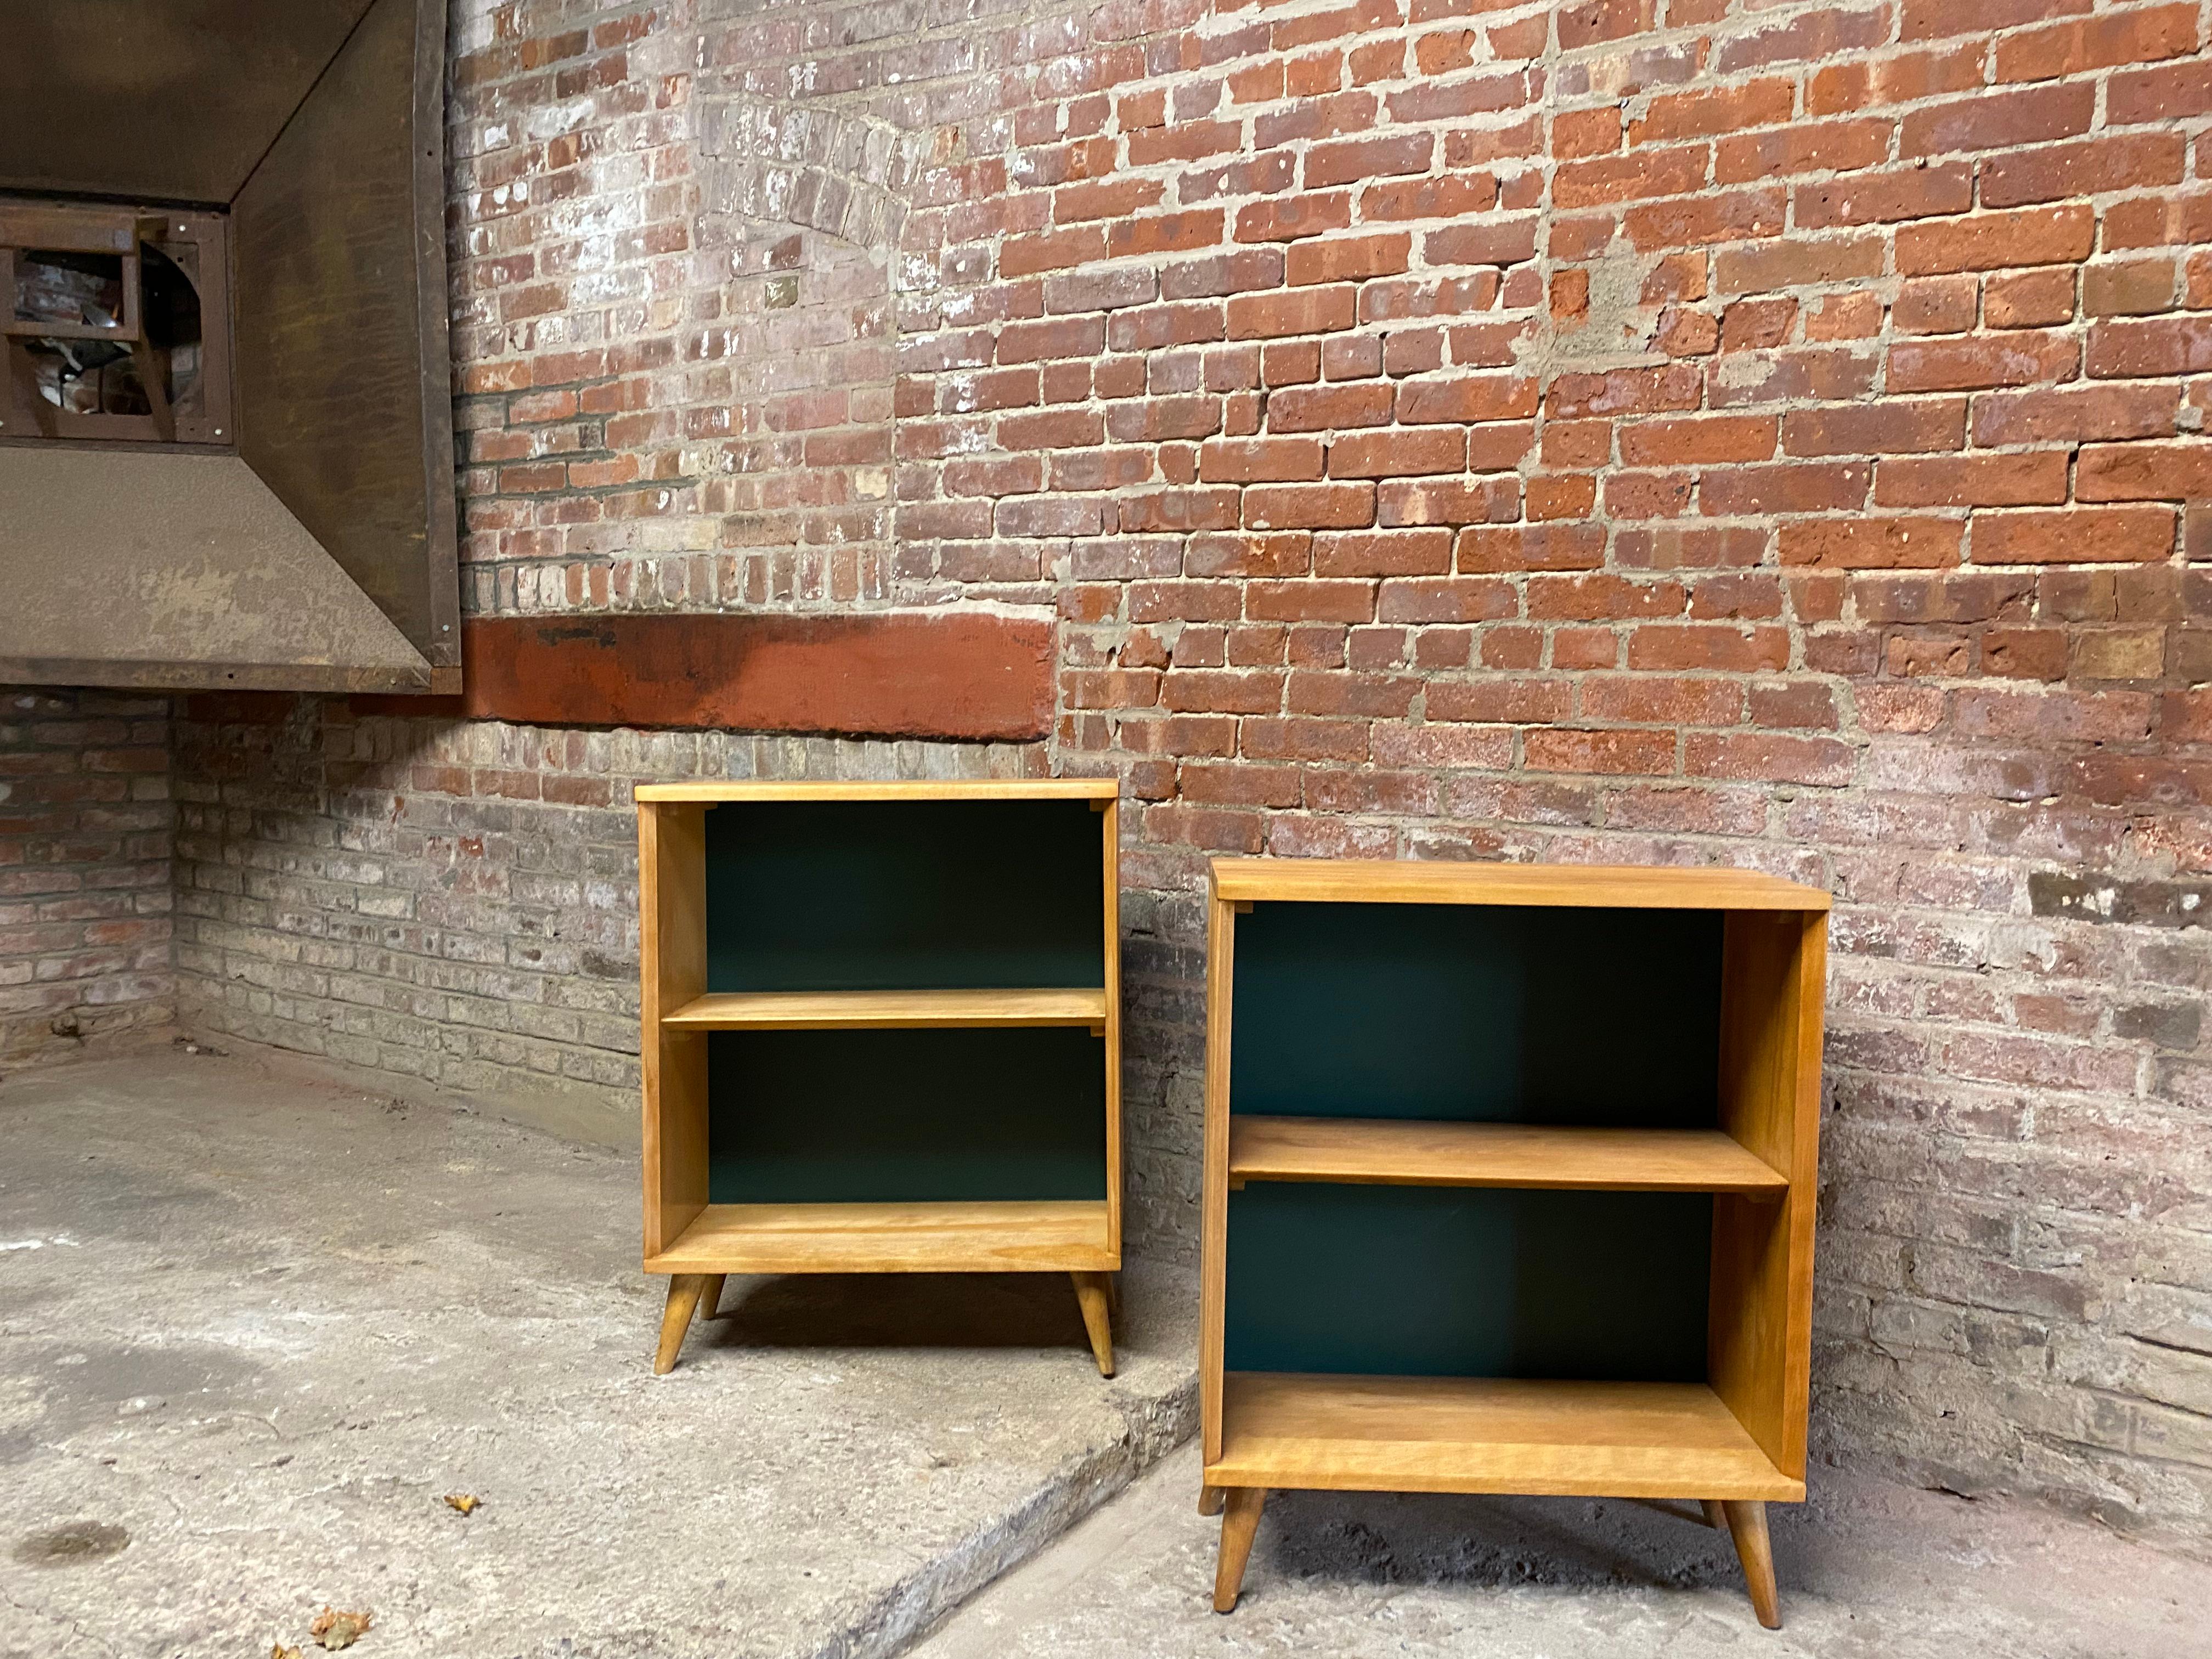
[0,687,173,1060]
[170,0,2212,1549]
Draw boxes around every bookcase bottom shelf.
[1207,1373,1803,1500]
[647,1199,1116,1274]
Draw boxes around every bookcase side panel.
[1201,891,1236,1465]
[1709,908,1821,1477]
[1101,797,1122,1257]
[1778,912,1829,1474]
[642,804,709,1259]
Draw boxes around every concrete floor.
[913,1443,2212,1659]
[0,1049,1195,1659]
[9,1047,2208,1659]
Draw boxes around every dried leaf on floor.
[272,1645,304,1659]
[309,1606,373,1650]
[443,1493,481,1515]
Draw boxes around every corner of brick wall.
[0,686,175,1062]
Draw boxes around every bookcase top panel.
[635,778,1118,803]
[1210,859,1830,911]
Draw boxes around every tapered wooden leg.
[1212,1486,1265,1613]
[653,1273,710,1375]
[1722,1500,1781,1629]
[1070,1271,1115,1376]
[1105,1270,1121,1322]
[699,1274,727,1321]
[1701,1499,1728,1530]
[1198,1484,1225,1516]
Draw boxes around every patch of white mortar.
[1512,238,1662,385]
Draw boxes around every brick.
[1198,437,1325,482]
[1228,286,1357,338]
[1379,476,1521,527]
[1716,120,1891,185]
[1886,331,2078,392]
[1266,380,1396,430]
[1793,165,1974,229]
[1246,582,1379,624]
[1779,518,1964,568]
[1628,80,1796,144]
[1874,453,2072,507]
[2108,58,2212,122]
[1618,415,1778,466]
[1375,577,1519,623]
[1244,482,1377,529]
[1360,172,1500,221]
[1684,732,1856,786]
[1624,623,1791,671]
[1984,269,2076,329]
[2086,317,2212,377]
[1979,133,2187,209]
[1286,234,1413,286]
[1971,506,2179,564]
[1715,236,1886,295]
[1553,147,1708,210]
[1235,192,1353,242]
[2084,259,2177,318]
[1304,132,1434,188]
[1894,276,1978,337]
[1971,384,2178,444]
[1897,207,2096,276]
[1314,529,1454,577]
[1782,400,1967,456]
[1398,375,1542,425]
[2075,442,2212,501]
[1525,729,1678,776]
[1994,5,2200,84]
[1900,83,2095,159]
[1458,523,1608,572]
[1700,462,1871,516]
[1327,428,1466,477]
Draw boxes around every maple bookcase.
[1198,859,1830,1628]
[634,780,1121,1375]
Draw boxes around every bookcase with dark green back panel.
[1198,859,1830,1628]
[634,780,1121,1376]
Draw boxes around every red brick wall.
[169,0,2212,1547]
[0,688,173,1060]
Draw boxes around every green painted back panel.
[704,799,1103,991]
[1224,1183,1711,1380]
[706,1028,1107,1203]
[1231,902,1723,1126]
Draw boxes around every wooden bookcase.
[634,780,1122,1375]
[1198,860,1830,1628]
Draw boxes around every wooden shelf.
[635,779,1119,803]
[1207,1373,1803,1500]
[662,988,1109,1031]
[645,1199,1116,1274]
[1228,1116,1787,1193]
[1209,859,1831,911]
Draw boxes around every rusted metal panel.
[0,2,376,204]
[0,449,439,693]
[232,0,460,673]
[351,613,1057,741]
